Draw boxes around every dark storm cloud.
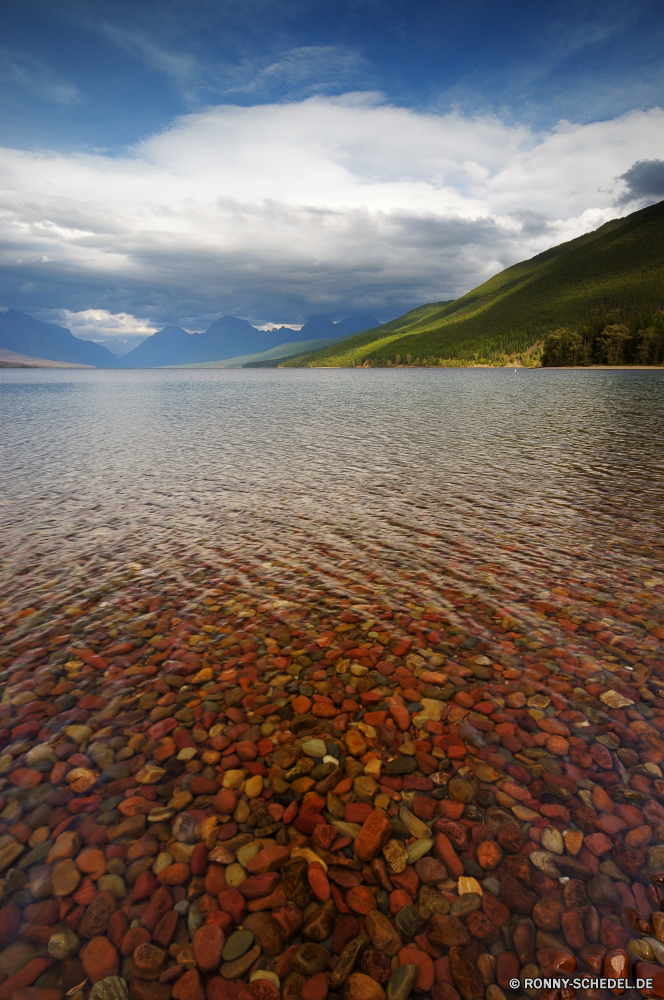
[617,159,664,205]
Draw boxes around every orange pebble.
[157,863,191,885]
[346,885,377,915]
[398,946,435,991]
[389,889,412,915]
[476,840,503,870]
[307,862,330,902]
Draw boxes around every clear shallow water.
[1,367,663,625]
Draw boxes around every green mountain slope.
[169,337,342,368]
[284,199,664,367]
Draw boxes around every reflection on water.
[0,367,663,627]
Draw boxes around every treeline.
[350,343,542,368]
[542,312,664,366]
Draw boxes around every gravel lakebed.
[0,513,663,1000]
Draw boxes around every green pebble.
[302,739,327,758]
[223,929,255,962]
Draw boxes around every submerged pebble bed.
[0,368,663,1000]
[0,510,663,1000]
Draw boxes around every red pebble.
[207,979,245,1000]
[131,870,157,903]
[301,973,329,1000]
[282,801,298,824]
[218,888,246,924]
[190,842,208,876]
[107,910,129,950]
[172,967,205,1000]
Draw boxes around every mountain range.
[283,198,664,367]
[0,310,119,368]
[0,311,380,368]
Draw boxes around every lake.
[1,367,663,617]
[2,365,664,987]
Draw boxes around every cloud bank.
[618,158,664,204]
[0,95,663,328]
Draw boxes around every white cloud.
[0,95,662,325]
[39,308,158,340]
[255,323,303,331]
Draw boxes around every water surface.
[1,368,663,629]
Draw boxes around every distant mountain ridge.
[0,310,380,368]
[119,314,380,367]
[0,310,118,367]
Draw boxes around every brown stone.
[220,945,261,980]
[271,903,304,939]
[238,983,279,1000]
[496,824,524,854]
[465,911,500,943]
[499,874,536,915]
[364,910,402,957]
[359,946,391,984]
[291,943,331,976]
[329,934,370,990]
[129,979,172,1000]
[482,891,509,928]
[561,909,585,951]
[303,899,337,943]
[427,914,470,947]
[52,858,81,896]
[533,897,564,932]
[76,847,106,881]
[243,912,283,956]
[449,945,485,1000]
[79,890,117,938]
[82,936,120,984]
[513,922,536,967]
[496,951,520,991]
[343,973,385,1000]
[415,857,448,885]
[133,942,167,979]
[564,879,589,913]
[282,859,314,908]
[613,840,645,878]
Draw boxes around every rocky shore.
[0,557,664,1000]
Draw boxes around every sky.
[1,0,664,338]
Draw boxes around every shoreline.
[3,361,664,372]
[301,364,664,370]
